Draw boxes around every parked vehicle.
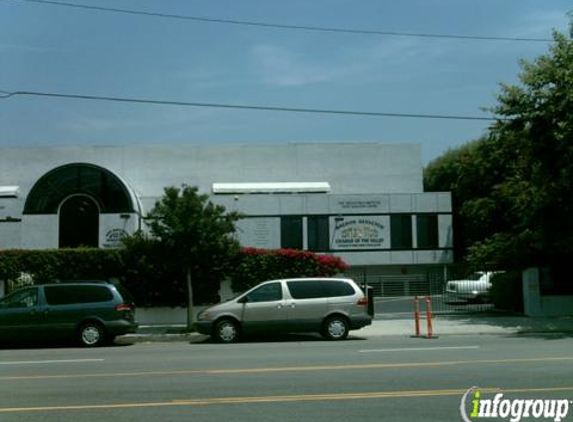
[444,272,497,303]
[194,277,372,343]
[0,281,138,347]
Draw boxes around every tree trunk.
[187,268,194,330]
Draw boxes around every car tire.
[322,315,349,341]
[78,322,105,347]
[213,319,240,343]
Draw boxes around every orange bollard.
[413,296,421,338]
[424,296,438,339]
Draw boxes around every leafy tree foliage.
[122,185,242,305]
[485,25,573,272]
[425,23,573,277]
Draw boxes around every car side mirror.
[238,296,249,304]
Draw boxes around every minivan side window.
[246,283,283,303]
[45,285,113,306]
[323,280,355,297]
[287,280,355,299]
[0,288,38,308]
[287,281,324,299]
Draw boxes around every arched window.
[24,163,134,214]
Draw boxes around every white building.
[0,142,452,291]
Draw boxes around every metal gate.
[345,269,494,315]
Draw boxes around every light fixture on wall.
[3,216,21,222]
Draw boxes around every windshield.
[0,288,38,308]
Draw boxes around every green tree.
[123,185,241,322]
[424,137,516,266]
[425,22,573,279]
[482,24,573,273]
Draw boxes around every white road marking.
[359,346,480,353]
[0,359,104,365]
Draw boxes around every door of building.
[59,195,99,248]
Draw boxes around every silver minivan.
[194,277,372,342]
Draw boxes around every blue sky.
[0,0,570,163]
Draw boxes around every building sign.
[337,199,383,210]
[253,220,272,246]
[237,217,280,249]
[330,196,389,214]
[103,228,128,248]
[330,216,390,250]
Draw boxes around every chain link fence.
[346,267,495,315]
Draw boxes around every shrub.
[0,249,123,289]
[231,248,348,292]
[0,247,349,306]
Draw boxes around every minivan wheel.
[214,319,240,343]
[78,322,105,347]
[322,316,349,341]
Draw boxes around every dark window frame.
[416,214,439,249]
[281,216,303,249]
[390,214,413,249]
[307,215,330,252]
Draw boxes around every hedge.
[0,247,348,307]
[231,248,349,292]
[0,249,124,286]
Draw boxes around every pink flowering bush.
[231,248,348,292]
[0,247,349,305]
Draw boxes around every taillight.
[357,297,368,306]
[115,304,132,312]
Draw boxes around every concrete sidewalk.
[364,314,573,337]
[123,314,573,343]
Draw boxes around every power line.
[0,89,500,121]
[6,0,553,43]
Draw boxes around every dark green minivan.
[0,282,138,347]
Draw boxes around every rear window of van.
[287,280,355,299]
[44,285,113,305]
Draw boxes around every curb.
[118,317,573,343]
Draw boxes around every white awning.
[0,186,19,198]
[212,182,331,194]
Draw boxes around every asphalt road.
[1,334,572,422]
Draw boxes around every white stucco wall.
[523,267,573,317]
[0,142,453,268]
[21,215,58,249]
[0,143,423,200]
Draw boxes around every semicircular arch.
[24,163,135,214]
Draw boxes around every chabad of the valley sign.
[330,216,389,250]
